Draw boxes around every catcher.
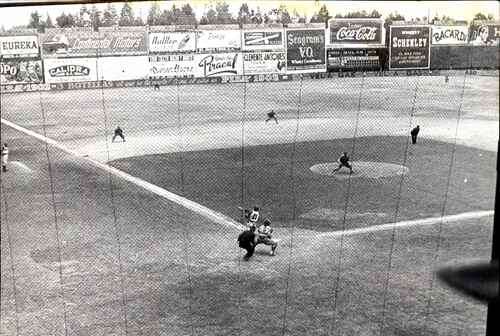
[257,218,278,256]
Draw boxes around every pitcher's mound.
[310,161,409,179]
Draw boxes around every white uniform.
[257,224,278,255]
[247,210,260,229]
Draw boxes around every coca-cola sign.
[328,19,384,45]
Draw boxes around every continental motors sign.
[389,25,430,70]
[0,35,39,57]
[328,19,384,45]
[431,26,468,45]
[41,30,147,57]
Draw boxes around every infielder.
[266,110,279,124]
[411,125,420,144]
[112,126,125,142]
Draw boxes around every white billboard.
[149,54,197,78]
[431,25,469,45]
[243,51,286,75]
[149,32,196,52]
[196,30,241,49]
[97,56,149,81]
[195,52,243,77]
[241,29,284,50]
[43,57,97,83]
[0,35,39,57]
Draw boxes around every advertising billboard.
[286,28,326,73]
[0,59,43,84]
[389,25,430,70]
[328,19,384,46]
[469,24,500,45]
[242,29,284,50]
[149,31,196,52]
[195,53,243,77]
[327,49,383,70]
[41,30,148,57]
[196,29,241,50]
[243,51,286,75]
[43,57,98,83]
[431,25,469,45]
[97,56,149,81]
[149,54,197,78]
[0,35,40,58]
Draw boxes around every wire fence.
[0,57,498,336]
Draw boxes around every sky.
[0,1,498,29]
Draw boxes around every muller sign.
[328,19,384,46]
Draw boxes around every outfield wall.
[1,22,499,92]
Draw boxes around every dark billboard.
[389,25,431,70]
[286,28,326,73]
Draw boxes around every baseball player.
[1,143,8,172]
[332,152,353,174]
[257,218,278,256]
[411,125,420,144]
[246,206,260,230]
[265,110,279,124]
[238,206,261,230]
[112,126,125,142]
[237,226,258,261]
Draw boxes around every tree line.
[2,1,496,33]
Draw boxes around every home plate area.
[309,161,409,179]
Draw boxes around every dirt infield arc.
[309,161,409,179]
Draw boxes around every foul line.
[1,118,246,231]
[2,118,494,238]
[318,210,494,238]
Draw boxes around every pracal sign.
[0,35,39,57]
[328,19,384,45]
[196,53,242,77]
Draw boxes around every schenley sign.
[391,37,428,47]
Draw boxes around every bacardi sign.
[328,19,384,45]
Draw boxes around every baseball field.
[1,73,498,335]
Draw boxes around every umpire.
[237,226,257,261]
